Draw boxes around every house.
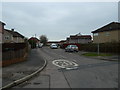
[0,21,25,43]
[28,37,40,48]
[2,29,13,43]
[47,41,60,46]
[0,21,5,33]
[2,29,25,43]
[66,33,92,44]
[60,40,66,44]
[91,22,120,43]
[28,37,39,42]
[0,21,6,43]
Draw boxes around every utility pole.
[97,43,99,55]
[97,33,100,55]
[35,34,37,48]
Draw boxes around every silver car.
[50,44,58,49]
[65,45,78,52]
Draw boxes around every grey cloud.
[2,2,118,40]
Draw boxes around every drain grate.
[33,82,41,85]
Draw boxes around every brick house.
[91,22,120,43]
[28,37,40,48]
[66,33,92,44]
[0,21,6,43]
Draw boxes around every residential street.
[13,47,118,88]
[1,2,119,89]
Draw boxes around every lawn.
[82,52,112,57]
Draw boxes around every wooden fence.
[1,43,30,67]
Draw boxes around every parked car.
[39,43,43,48]
[37,43,43,48]
[50,43,58,49]
[65,45,78,52]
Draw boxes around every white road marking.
[52,59,79,70]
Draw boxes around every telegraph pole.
[97,43,99,55]
[97,33,100,55]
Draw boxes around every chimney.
[77,32,82,36]
[11,28,14,32]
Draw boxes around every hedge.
[79,42,120,54]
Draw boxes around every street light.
[97,33,100,55]
[94,33,99,55]
[97,42,99,55]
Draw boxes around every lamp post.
[97,42,99,55]
[97,33,100,55]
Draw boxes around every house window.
[93,33,98,36]
[5,36,9,40]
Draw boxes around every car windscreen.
[52,45,57,46]
[71,45,77,47]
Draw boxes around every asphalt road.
[14,46,118,88]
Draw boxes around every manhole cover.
[52,59,79,70]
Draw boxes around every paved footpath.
[2,48,46,87]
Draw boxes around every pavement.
[2,48,46,89]
[78,51,119,61]
[94,55,119,61]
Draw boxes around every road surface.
[14,46,118,88]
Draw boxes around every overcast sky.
[1,2,118,41]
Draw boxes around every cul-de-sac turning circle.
[52,59,79,70]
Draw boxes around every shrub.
[79,42,120,54]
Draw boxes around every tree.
[28,37,39,48]
[39,35,48,46]
[28,40,36,48]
